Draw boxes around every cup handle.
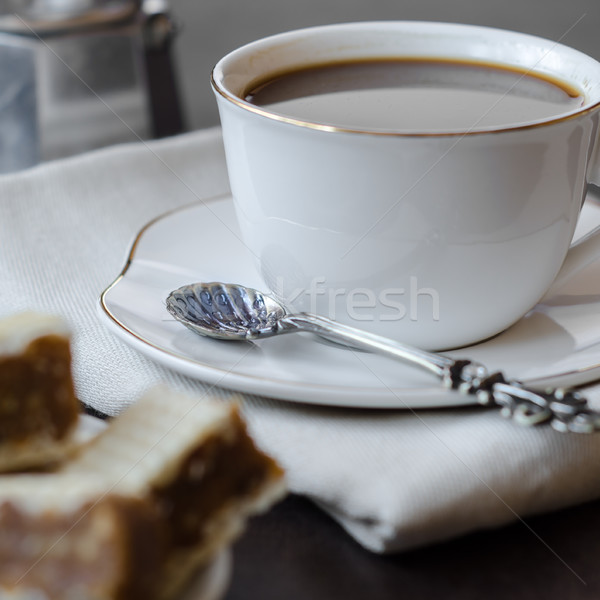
[589,128,600,187]
[545,223,600,296]
[543,136,600,297]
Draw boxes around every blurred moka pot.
[0,0,184,163]
[0,33,37,172]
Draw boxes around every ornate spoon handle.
[444,359,600,433]
[282,313,600,433]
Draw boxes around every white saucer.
[99,192,600,409]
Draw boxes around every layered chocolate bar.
[0,312,80,471]
[0,479,164,599]
[0,387,286,599]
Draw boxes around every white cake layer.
[0,312,70,355]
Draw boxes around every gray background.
[171,0,600,132]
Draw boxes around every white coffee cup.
[211,21,600,350]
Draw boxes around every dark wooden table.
[225,494,600,599]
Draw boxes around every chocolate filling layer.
[153,408,283,549]
[0,335,79,443]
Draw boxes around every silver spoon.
[166,281,600,433]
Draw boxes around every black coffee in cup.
[244,59,585,132]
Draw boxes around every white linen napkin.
[2,127,600,553]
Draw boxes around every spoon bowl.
[166,282,287,340]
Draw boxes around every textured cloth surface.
[2,127,600,553]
